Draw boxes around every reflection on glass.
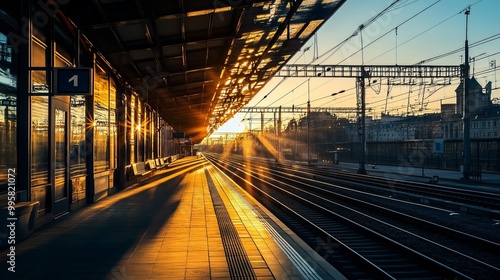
[55,19,74,63]
[55,53,70,67]
[146,108,152,159]
[31,70,48,93]
[31,39,46,67]
[94,65,109,172]
[137,99,142,162]
[31,40,48,93]
[0,31,17,190]
[70,95,86,177]
[31,96,49,185]
[110,79,117,169]
[28,36,49,209]
[54,109,67,200]
[130,94,135,164]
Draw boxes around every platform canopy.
[61,0,346,143]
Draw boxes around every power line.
[415,32,500,65]
[369,3,460,63]
[316,0,405,64]
[339,0,442,65]
[248,0,442,116]
[241,0,498,132]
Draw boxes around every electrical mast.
[273,64,462,172]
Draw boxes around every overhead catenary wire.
[248,0,408,116]
[316,0,407,65]
[369,0,485,64]
[243,42,317,120]
[240,0,498,131]
[416,32,500,65]
[264,0,440,110]
[338,0,442,65]
[336,1,497,117]
[370,3,460,64]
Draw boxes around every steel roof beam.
[90,0,143,78]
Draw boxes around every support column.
[462,8,471,180]
[116,87,127,189]
[85,53,95,203]
[17,1,31,201]
[356,68,367,174]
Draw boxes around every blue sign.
[55,68,92,95]
[173,132,185,139]
[433,139,444,154]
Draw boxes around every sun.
[215,116,247,133]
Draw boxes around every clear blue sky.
[217,0,500,133]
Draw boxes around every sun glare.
[214,117,247,133]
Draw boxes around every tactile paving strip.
[205,168,257,279]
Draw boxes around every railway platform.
[0,156,343,280]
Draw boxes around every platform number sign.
[55,68,92,95]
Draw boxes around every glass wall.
[30,39,49,187]
[94,64,110,173]
[70,95,86,176]
[110,79,117,170]
[93,63,117,175]
[0,30,17,192]
[70,94,86,202]
[137,98,143,162]
[146,106,152,160]
[129,94,136,164]
[108,79,117,190]
[125,94,169,165]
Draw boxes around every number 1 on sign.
[68,75,78,87]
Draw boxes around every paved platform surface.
[0,156,343,280]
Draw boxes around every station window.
[30,38,48,94]
[110,79,117,169]
[94,65,108,172]
[31,96,49,185]
[129,94,136,164]
[94,64,113,173]
[30,38,50,186]
[55,19,74,64]
[70,94,86,176]
[92,63,118,173]
[0,30,17,190]
[146,106,153,160]
[137,98,143,162]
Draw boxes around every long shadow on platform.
[0,169,190,280]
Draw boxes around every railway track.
[221,155,500,217]
[303,166,500,213]
[204,153,500,279]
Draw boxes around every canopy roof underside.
[61,0,346,143]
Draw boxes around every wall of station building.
[0,2,177,227]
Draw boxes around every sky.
[215,0,500,134]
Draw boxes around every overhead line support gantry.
[271,64,462,174]
[239,106,364,114]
